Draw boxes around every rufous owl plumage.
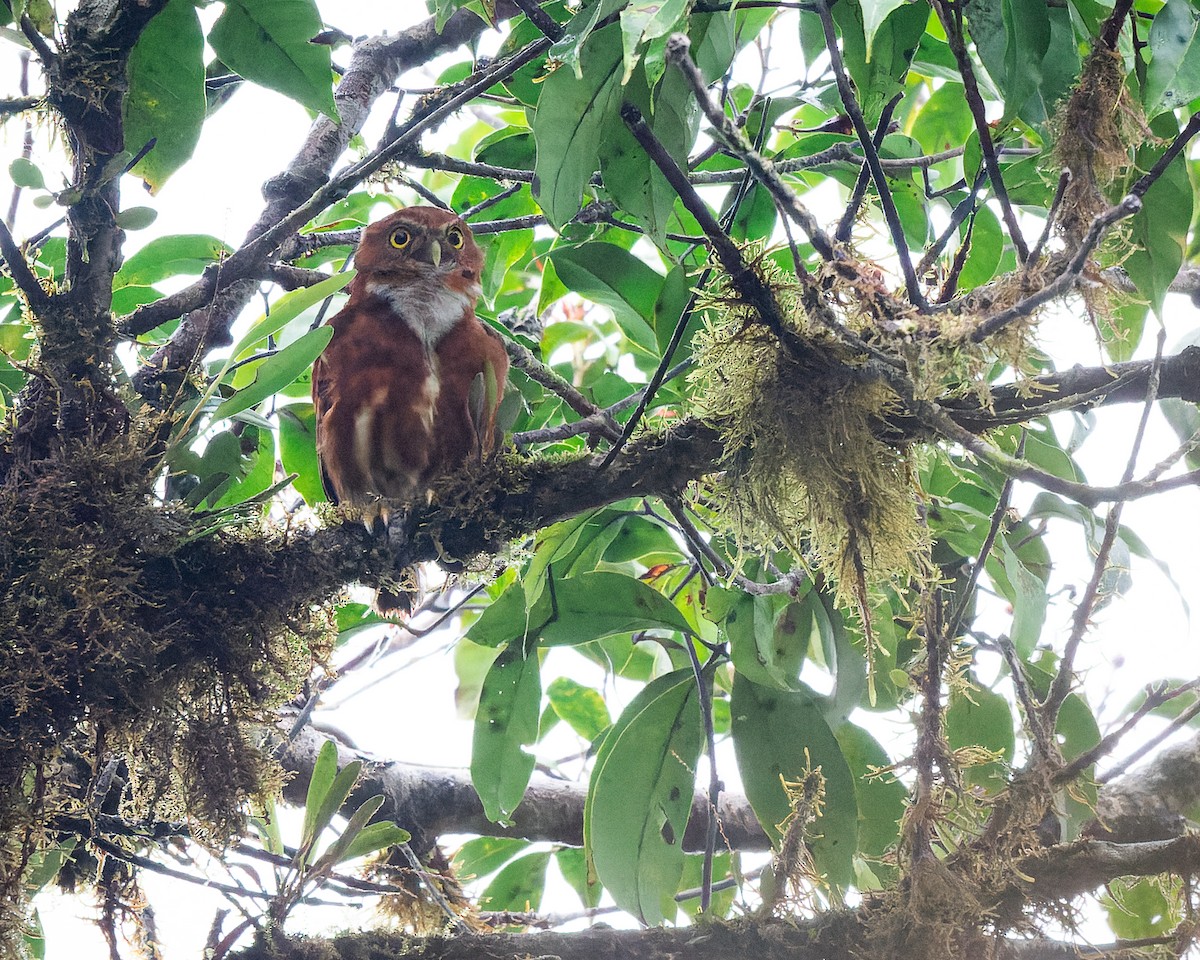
[312,206,509,615]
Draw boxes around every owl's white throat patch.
[366,277,480,352]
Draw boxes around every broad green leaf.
[1103,877,1180,939]
[832,0,928,123]
[585,669,703,925]
[832,725,905,867]
[116,235,232,286]
[721,588,812,691]
[731,675,858,889]
[211,325,333,423]
[548,244,663,351]
[1144,0,1200,117]
[471,641,542,822]
[557,845,603,908]
[209,0,338,120]
[600,60,698,245]
[860,0,911,59]
[945,681,1014,793]
[335,819,410,864]
[468,571,692,648]
[999,537,1047,657]
[956,204,1003,292]
[277,404,325,505]
[229,271,353,360]
[212,425,275,508]
[301,740,340,852]
[480,851,552,912]
[1122,115,1192,334]
[1001,0,1051,123]
[453,836,530,880]
[532,24,624,226]
[9,157,44,190]
[23,839,76,895]
[124,0,205,191]
[115,206,158,230]
[547,676,611,740]
[619,0,688,82]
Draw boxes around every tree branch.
[278,726,769,856]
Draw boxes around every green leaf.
[600,61,698,245]
[1103,877,1179,939]
[1144,0,1200,117]
[9,157,44,190]
[1122,115,1192,331]
[722,587,813,691]
[124,0,206,191]
[114,206,158,230]
[210,425,275,508]
[209,0,339,120]
[1161,398,1200,470]
[548,243,663,351]
[860,0,911,59]
[531,24,624,226]
[832,0,928,123]
[304,757,363,866]
[1000,537,1048,657]
[330,811,409,865]
[211,325,333,423]
[472,641,542,822]
[468,571,693,648]
[556,845,603,908]
[277,404,326,505]
[1000,0,1050,123]
[453,837,530,880]
[301,740,339,852]
[547,676,611,740]
[731,674,858,889]
[619,0,688,82]
[945,681,1014,793]
[480,851,552,912]
[116,234,232,286]
[832,725,905,867]
[585,668,703,925]
[316,794,385,867]
[956,205,1003,292]
[231,271,353,361]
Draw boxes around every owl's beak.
[426,238,442,268]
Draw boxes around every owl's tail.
[374,567,420,619]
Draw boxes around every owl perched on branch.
[312,206,509,615]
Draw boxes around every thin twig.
[933,0,1029,263]
[1042,327,1165,727]
[505,338,622,440]
[1099,696,1200,783]
[814,0,925,307]
[1026,169,1072,267]
[665,34,837,261]
[1057,680,1200,784]
[970,195,1141,341]
[0,215,50,310]
[835,92,903,243]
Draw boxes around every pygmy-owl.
[312,206,509,615]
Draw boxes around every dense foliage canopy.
[2,1,1200,959]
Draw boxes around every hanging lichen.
[689,256,927,608]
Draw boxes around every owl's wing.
[310,352,340,505]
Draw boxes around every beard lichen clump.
[1051,47,1148,246]
[690,267,925,603]
[0,437,332,943]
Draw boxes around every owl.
[312,206,509,615]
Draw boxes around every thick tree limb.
[278,726,769,856]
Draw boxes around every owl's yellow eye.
[446,227,465,249]
[389,228,411,249]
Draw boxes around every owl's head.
[355,206,483,296]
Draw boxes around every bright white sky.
[5,2,1200,956]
